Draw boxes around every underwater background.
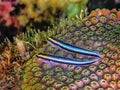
[0,0,120,90]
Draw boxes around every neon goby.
[37,53,100,65]
[47,37,100,57]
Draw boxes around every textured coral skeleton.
[22,9,120,90]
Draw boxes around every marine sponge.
[22,9,120,90]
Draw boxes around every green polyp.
[87,31,94,36]
[61,86,69,90]
[46,78,55,85]
[32,83,45,90]
[96,30,102,35]
[82,77,89,82]
[74,30,82,36]
[75,80,82,83]
[89,65,96,71]
[115,28,120,34]
[116,60,120,65]
[98,27,105,32]
[34,71,42,77]
[74,74,81,79]
[85,20,92,26]
[110,32,116,38]
[102,57,109,62]
[96,69,103,74]
[84,85,92,90]
[110,13,116,18]
[104,73,111,79]
[97,88,104,90]
[46,87,56,90]
[59,37,65,41]
[66,78,74,84]
[68,65,75,70]
[23,73,32,80]
[90,73,96,78]
[65,32,71,37]
[117,45,120,50]
[104,32,109,37]
[56,72,64,76]
[91,36,97,41]
[82,69,90,76]
[69,27,75,32]
[31,67,40,72]
[96,23,103,27]
[46,70,54,75]
[105,25,112,29]
[29,63,37,68]
[74,67,82,73]
[108,20,114,26]
[103,48,109,53]
[55,67,63,72]
[73,37,78,42]
[29,78,39,85]
[99,63,106,69]
[81,27,88,32]
[85,46,92,50]
[49,47,56,51]
[54,81,64,87]
[112,53,117,57]
[97,47,104,51]
[108,50,113,55]
[58,75,67,81]
[90,26,96,31]
[69,83,76,87]
[66,40,72,44]
[76,20,83,27]
[66,71,74,77]
[116,25,120,29]
[91,81,97,85]
[99,52,104,57]
[81,34,87,40]
[91,17,98,22]
[42,75,51,82]
[116,67,120,73]
[100,16,107,23]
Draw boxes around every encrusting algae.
[21,9,120,90]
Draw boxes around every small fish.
[47,37,100,57]
[37,53,101,65]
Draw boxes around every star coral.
[22,9,120,90]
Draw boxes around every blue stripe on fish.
[47,37,100,57]
[37,53,101,65]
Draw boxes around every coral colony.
[0,1,120,90]
[21,9,120,90]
